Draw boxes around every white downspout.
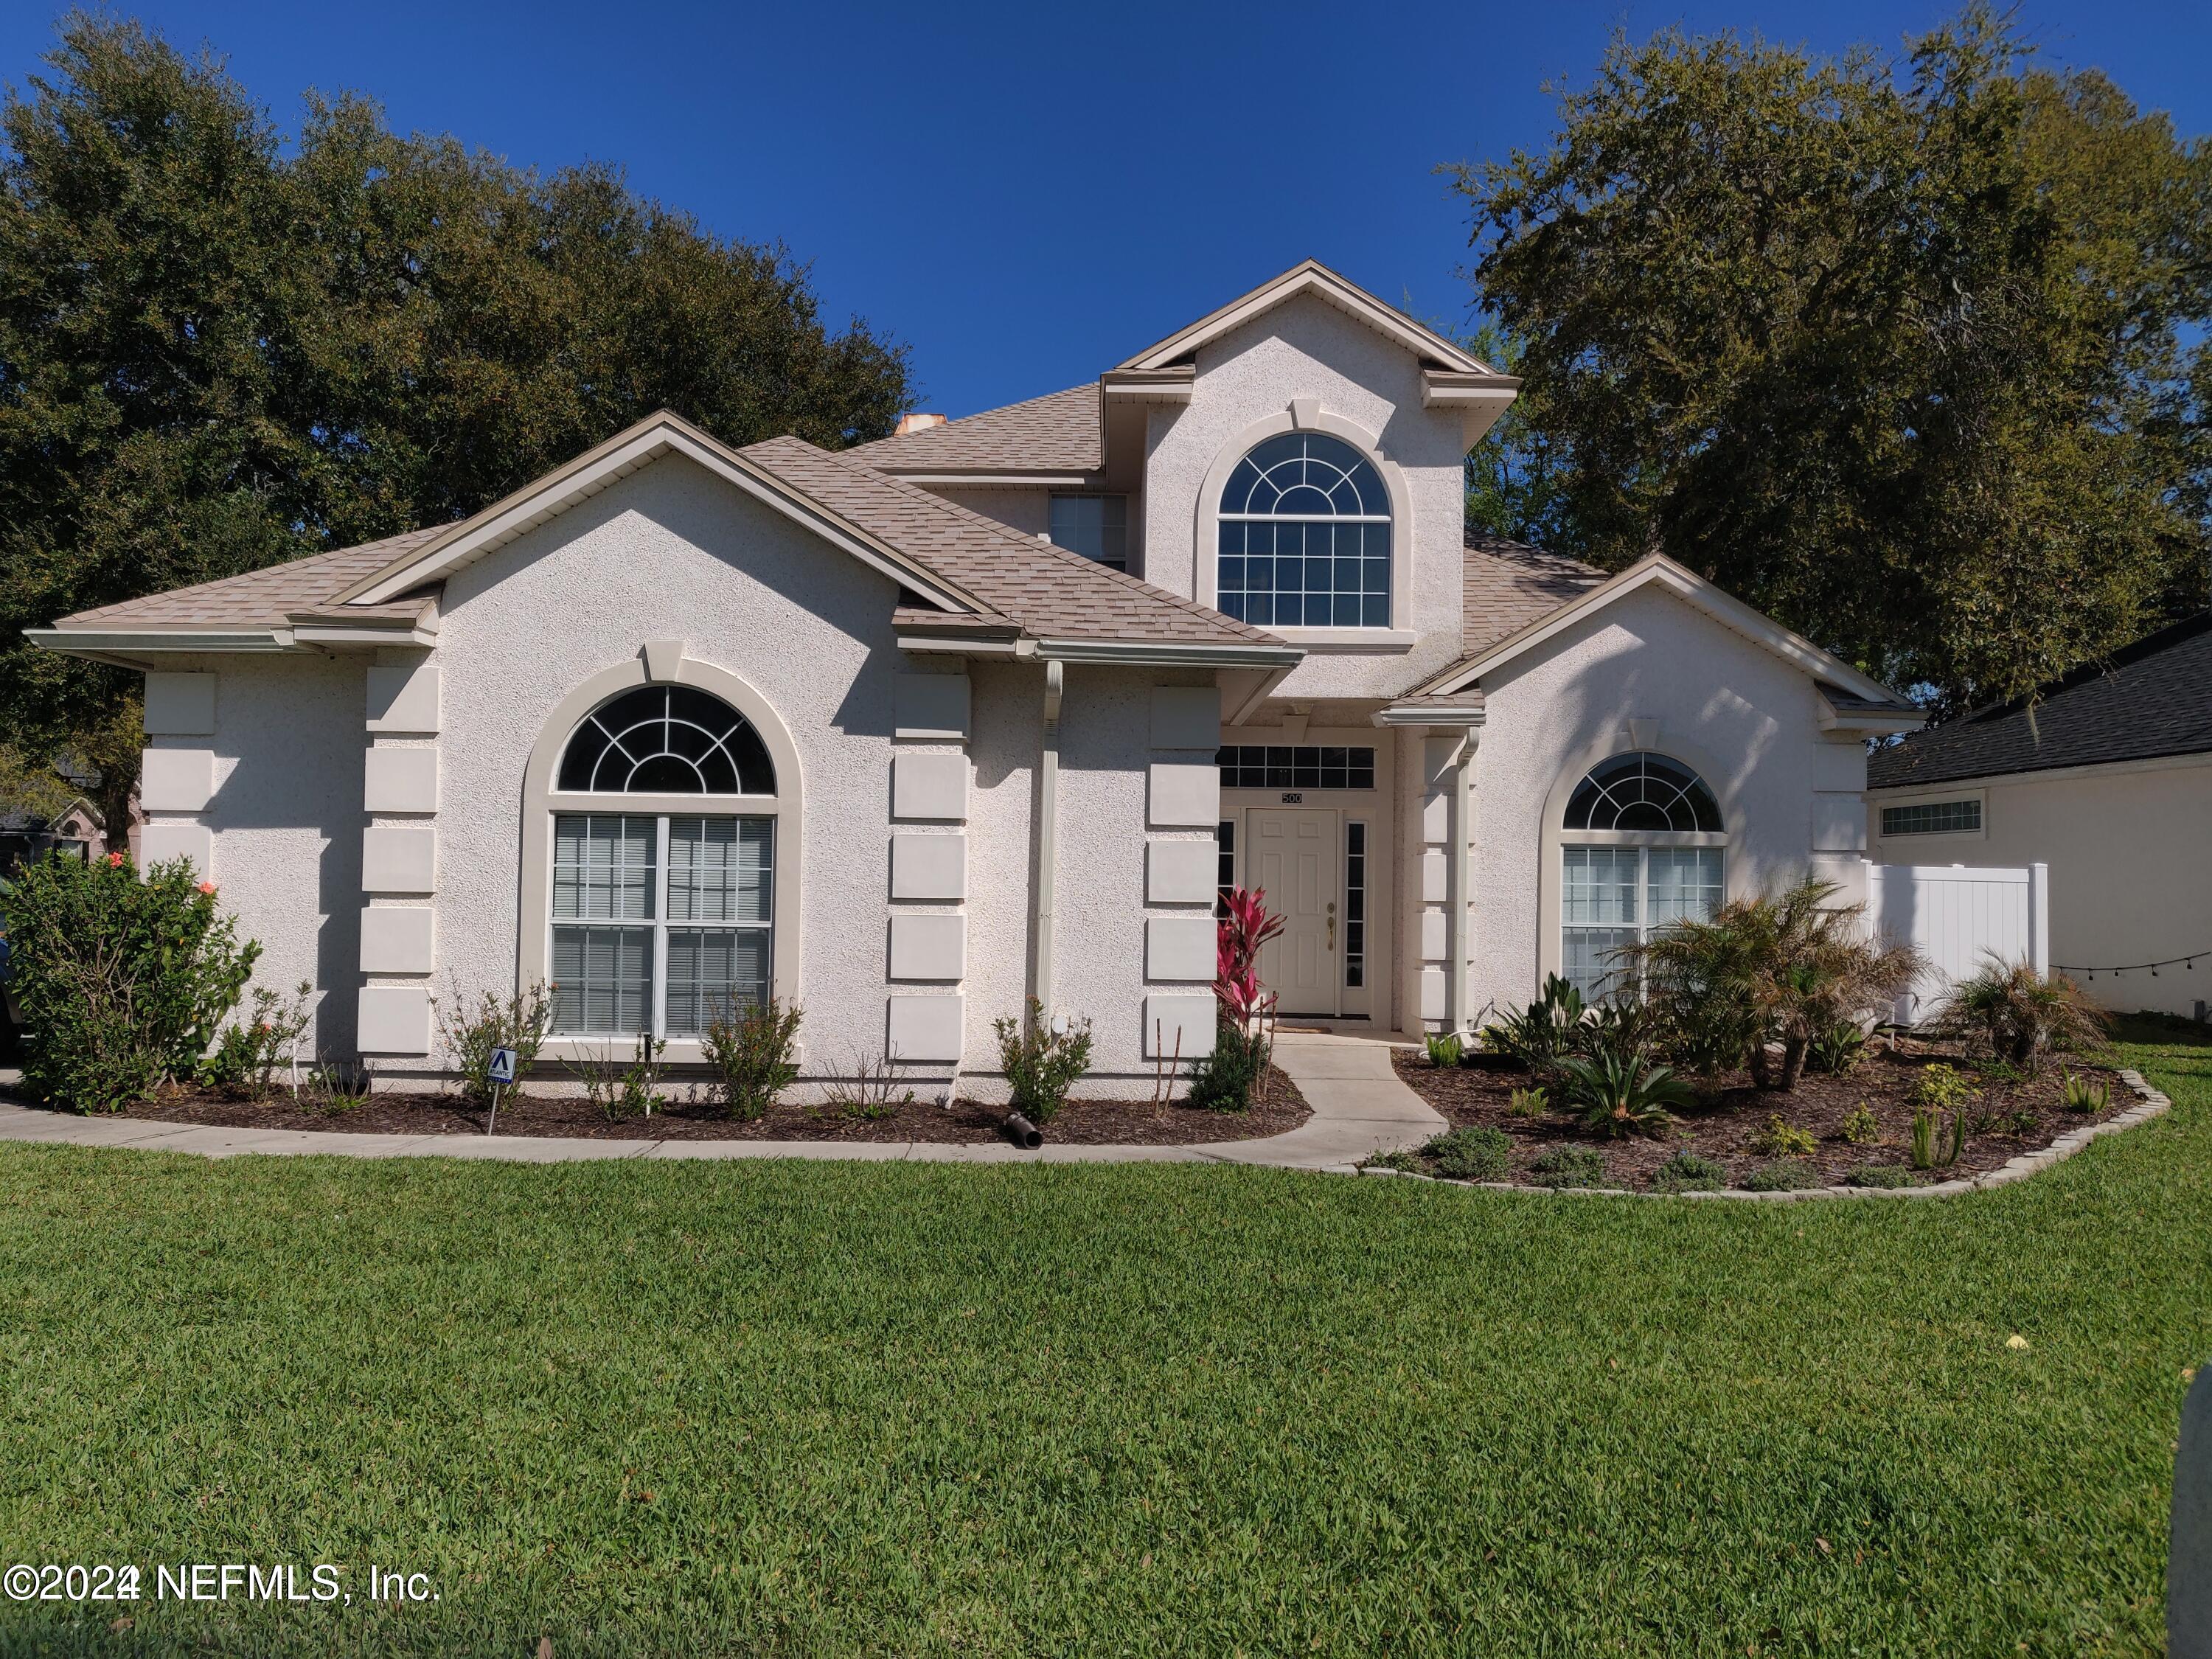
[1449,728,1476,1033]
[1030,658,1065,1020]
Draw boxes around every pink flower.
[197,881,217,895]
[106,852,124,868]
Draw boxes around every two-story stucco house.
[28,261,1922,1093]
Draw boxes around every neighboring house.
[1868,613,2212,1020]
[0,797,114,879]
[26,260,1921,1091]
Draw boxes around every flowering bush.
[1,850,260,1112]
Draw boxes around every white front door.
[1248,808,1340,1017]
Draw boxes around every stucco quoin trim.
[1192,407,1416,639]
[515,653,805,1009]
[1532,732,1745,990]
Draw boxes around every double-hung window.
[548,686,779,1038]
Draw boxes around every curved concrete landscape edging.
[1358,1068,2174,1200]
[0,1033,1444,1176]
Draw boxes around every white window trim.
[1193,408,1414,644]
[519,654,803,1063]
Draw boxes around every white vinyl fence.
[1863,858,2050,1027]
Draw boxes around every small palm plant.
[1928,956,2111,1074]
[1554,1047,1695,1138]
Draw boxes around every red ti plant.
[1214,886,1285,1029]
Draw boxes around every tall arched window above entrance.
[1215,432,1391,628]
[1559,751,1725,1001]
[546,684,781,1040]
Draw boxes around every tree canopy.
[1452,6,2211,715]
[0,13,912,827]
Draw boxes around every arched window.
[557,685,775,794]
[549,686,777,1039]
[1559,751,1725,1002]
[1216,432,1391,628]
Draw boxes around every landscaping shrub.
[1910,1102,1966,1170]
[995,1000,1094,1124]
[1840,1102,1882,1145]
[1848,1164,1921,1189]
[823,1047,917,1121]
[2062,1070,2110,1113]
[1743,1158,1823,1192]
[1748,1113,1817,1157]
[1528,1146,1614,1189]
[1422,1031,1463,1069]
[1506,1085,1548,1119]
[1928,955,2111,1072]
[1629,877,1920,1091]
[1186,1019,1268,1111]
[1649,1151,1726,1193]
[1808,1020,1867,1075]
[702,996,803,1121]
[1422,1124,1513,1181]
[1910,1062,1978,1113]
[1361,1147,1422,1174]
[1554,1047,1694,1138]
[434,983,554,1107]
[1482,974,1587,1076]
[569,1034,667,1121]
[1,849,259,1112]
[201,981,314,1099]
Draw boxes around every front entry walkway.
[0,1032,1444,1174]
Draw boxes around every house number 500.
[1280,792,1303,804]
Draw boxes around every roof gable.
[1418,552,1917,717]
[1119,260,1495,375]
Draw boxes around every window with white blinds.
[551,813,773,1037]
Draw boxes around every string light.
[2055,950,2208,980]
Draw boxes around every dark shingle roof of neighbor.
[1867,612,2212,790]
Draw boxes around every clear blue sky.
[4,1,2207,419]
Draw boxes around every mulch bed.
[1389,1037,2129,1190]
[42,1065,1309,1147]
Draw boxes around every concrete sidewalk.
[0,1032,1442,1174]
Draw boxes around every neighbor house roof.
[846,384,1102,476]
[1868,613,2212,791]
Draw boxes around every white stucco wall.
[1870,757,2212,1019]
[426,457,911,1077]
[168,653,368,1057]
[1465,585,1859,1019]
[1141,293,1470,698]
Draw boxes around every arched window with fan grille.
[1558,751,1726,1002]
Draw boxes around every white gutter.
[1029,659,1065,1020]
[1032,637,1301,669]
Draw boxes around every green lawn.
[1,1028,2206,1656]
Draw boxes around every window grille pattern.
[1564,751,1721,832]
[1216,745,1375,790]
[1344,821,1367,989]
[557,686,776,794]
[1880,799,1981,836]
[1217,433,1390,628]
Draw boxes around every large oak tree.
[0,13,911,830]
[1453,6,2211,715]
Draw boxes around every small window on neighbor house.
[1880,799,1981,836]
[1049,495,1127,570]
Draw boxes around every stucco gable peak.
[1117,259,1498,375]
[1417,552,1915,712]
[327,411,993,617]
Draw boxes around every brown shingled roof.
[741,436,1281,649]
[55,529,444,630]
[847,384,1101,474]
[1461,532,1606,655]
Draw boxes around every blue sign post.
[486,1046,518,1134]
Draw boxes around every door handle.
[1326,900,1336,951]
